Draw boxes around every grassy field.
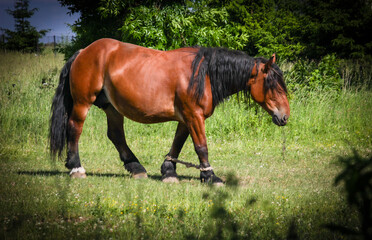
[0,51,371,239]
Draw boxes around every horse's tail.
[49,51,80,159]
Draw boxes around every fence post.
[1,34,5,53]
[36,38,39,54]
[53,35,56,56]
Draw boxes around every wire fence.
[40,35,74,45]
[0,34,74,53]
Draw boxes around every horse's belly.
[116,102,176,124]
[103,47,187,123]
[105,87,178,124]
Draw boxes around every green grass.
[0,51,371,239]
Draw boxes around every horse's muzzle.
[272,114,288,126]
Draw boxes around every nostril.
[280,115,288,125]
[272,114,288,126]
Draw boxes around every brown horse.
[49,38,289,184]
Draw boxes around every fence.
[1,34,74,53]
[40,35,74,45]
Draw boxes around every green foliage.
[118,0,306,57]
[283,54,343,92]
[222,0,307,60]
[308,54,343,91]
[300,0,372,59]
[2,0,49,52]
[120,3,248,50]
[58,0,124,58]
[60,0,372,61]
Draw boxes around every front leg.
[161,123,189,183]
[187,115,223,184]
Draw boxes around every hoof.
[124,162,147,177]
[70,172,87,178]
[213,182,224,187]
[162,177,179,183]
[69,167,86,178]
[200,170,223,184]
[132,172,148,179]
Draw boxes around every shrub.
[283,54,343,92]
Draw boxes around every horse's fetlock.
[161,160,177,175]
[65,151,81,169]
[124,161,147,175]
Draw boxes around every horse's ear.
[264,53,276,73]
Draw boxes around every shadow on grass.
[198,171,302,240]
[17,170,197,181]
[17,170,127,178]
[148,174,197,181]
[324,149,372,239]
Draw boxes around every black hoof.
[161,160,178,181]
[124,162,147,176]
[200,170,223,184]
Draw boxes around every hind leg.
[104,104,147,179]
[66,103,89,178]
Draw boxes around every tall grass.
[0,51,371,239]
[340,59,372,89]
[0,50,62,156]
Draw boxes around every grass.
[0,50,371,239]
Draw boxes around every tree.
[2,0,49,52]
[58,0,187,58]
[120,2,248,51]
[276,0,372,59]
[59,0,372,60]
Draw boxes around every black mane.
[189,47,287,106]
[255,57,287,95]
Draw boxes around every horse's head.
[247,54,290,126]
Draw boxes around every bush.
[308,54,342,91]
[283,54,343,93]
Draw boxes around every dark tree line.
[59,0,372,61]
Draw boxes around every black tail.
[49,51,80,159]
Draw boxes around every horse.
[49,38,290,184]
